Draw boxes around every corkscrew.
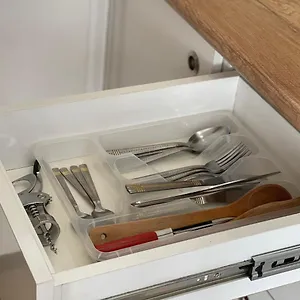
[13,161,60,254]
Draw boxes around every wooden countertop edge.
[167,0,300,131]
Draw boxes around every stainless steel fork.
[134,141,252,182]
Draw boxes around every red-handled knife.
[95,217,232,252]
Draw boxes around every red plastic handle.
[95,231,158,252]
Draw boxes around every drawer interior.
[2,74,300,297]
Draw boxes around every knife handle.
[126,180,204,194]
[90,184,290,245]
[52,168,81,214]
[95,198,300,252]
[95,232,158,252]
[107,142,185,156]
[89,206,227,245]
[140,147,186,163]
[126,172,280,194]
[95,221,216,252]
[60,167,89,199]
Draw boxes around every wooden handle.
[89,184,291,245]
[96,197,300,252]
[236,197,300,220]
[95,231,158,252]
[90,205,228,245]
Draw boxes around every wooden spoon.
[89,184,291,245]
[235,197,300,220]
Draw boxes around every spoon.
[52,168,93,219]
[106,126,230,156]
[79,164,113,217]
[70,165,113,218]
[89,184,291,245]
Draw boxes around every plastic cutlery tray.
[33,110,300,261]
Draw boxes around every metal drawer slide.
[106,244,300,300]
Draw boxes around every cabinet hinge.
[105,245,300,300]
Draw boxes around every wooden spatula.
[95,196,300,252]
[89,184,291,245]
[235,197,300,220]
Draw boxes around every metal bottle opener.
[12,161,60,254]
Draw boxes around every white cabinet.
[105,0,223,89]
[0,0,108,106]
[1,73,300,299]
[0,0,222,104]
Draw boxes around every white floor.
[0,252,35,300]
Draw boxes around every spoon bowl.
[187,126,230,152]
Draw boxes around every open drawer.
[2,72,300,300]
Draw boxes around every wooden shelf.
[167,0,300,130]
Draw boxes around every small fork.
[134,141,252,182]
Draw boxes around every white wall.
[0,0,108,106]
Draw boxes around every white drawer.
[2,72,300,300]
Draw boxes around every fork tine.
[214,142,243,165]
[220,146,252,171]
[225,148,252,169]
[218,143,247,167]
[219,144,248,167]
[216,142,245,165]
